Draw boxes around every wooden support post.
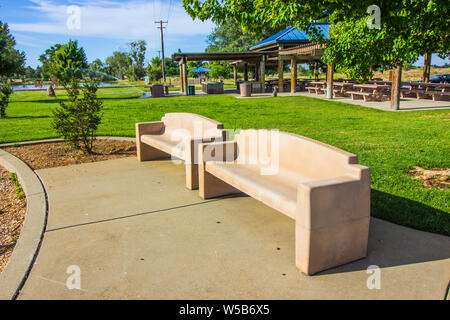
[183,58,189,96]
[326,64,334,99]
[260,57,266,85]
[278,58,284,92]
[233,65,237,86]
[390,66,402,110]
[314,62,319,81]
[244,63,248,82]
[179,62,184,93]
[423,53,431,83]
[291,57,297,93]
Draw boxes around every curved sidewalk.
[6,155,447,299]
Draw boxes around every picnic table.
[347,83,391,102]
[332,82,354,97]
[404,82,450,101]
[306,81,327,94]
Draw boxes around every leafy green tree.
[39,44,62,80]
[105,51,131,80]
[89,59,105,72]
[52,79,103,153]
[126,40,147,81]
[0,80,13,118]
[0,21,25,78]
[146,56,163,82]
[49,40,88,84]
[165,58,179,77]
[183,0,449,80]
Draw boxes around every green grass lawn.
[2,88,449,235]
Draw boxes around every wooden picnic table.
[347,83,391,102]
[406,82,450,100]
[332,82,354,97]
[306,81,327,94]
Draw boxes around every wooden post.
[326,64,334,99]
[314,62,319,81]
[244,63,248,82]
[278,58,284,92]
[390,66,402,110]
[260,57,266,85]
[291,57,297,93]
[179,62,184,93]
[423,53,431,83]
[233,65,237,86]
[183,58,189,96]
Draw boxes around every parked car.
[418,74,450,83]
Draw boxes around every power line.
[155,20,168,83]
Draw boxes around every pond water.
[12,82,118,90]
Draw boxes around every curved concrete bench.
[198,130,371,275]
[136,113,228,190]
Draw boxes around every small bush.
[52,78,103,154]
[0,81,13,118]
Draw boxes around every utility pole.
[155,20,168,83]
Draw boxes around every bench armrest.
[198,141,238,164]
[135,121,164,137]
[297,170,370,230]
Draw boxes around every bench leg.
[136,140,171,162]
[295,218,370,275]
[198,169,240,199]
[185,163,199,190]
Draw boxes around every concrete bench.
[198,130,370,275]
[136,113,228,190]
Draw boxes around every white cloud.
[9,0,215,39]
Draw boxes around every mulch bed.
[409,166,450,190]
[2,139,137,170]
[0,166,27,273]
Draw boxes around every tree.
[183,0,449,80]
[39,44,62,80]
[0,80,13,118]
[0,21,26,78]
[206,18,280,53]
[48,40,88,84]
[89,59,105,72]
[105,51,131,80]
[126,40,147,81]
[52,79,103,153]
[146,56,163,82]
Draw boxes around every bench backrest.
[235,130,358,179]
[161,113,225,139]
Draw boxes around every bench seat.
[136,113,228,190]
[206,162,312,218]
[198,130,370,275]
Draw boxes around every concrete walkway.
[18,157,450,299]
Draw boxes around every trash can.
[151,84,164,98]
[240,82,252,97]
[188,85,195,96]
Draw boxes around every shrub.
[52,78,103,153]
[0,80,13,118]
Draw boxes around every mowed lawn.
[2,87,449,235]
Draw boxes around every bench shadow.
[319,190,450,275]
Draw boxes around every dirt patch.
[0,166,27,273]
[2,139,136,170]
[421,113,450,120]
[409,166,450,190]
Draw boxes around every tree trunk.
[47,84,56,97]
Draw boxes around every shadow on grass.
[5,115,51,119]
[320,190,450,276]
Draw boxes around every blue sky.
[1,0,215,68]
[1,0,448,69]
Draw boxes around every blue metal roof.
[250,23,329,50]
[190,66,214,73]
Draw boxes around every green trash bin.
[188,85,195,96]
